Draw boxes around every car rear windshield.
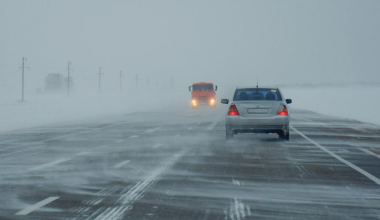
[193,84,213,91]
[233,88,282,101]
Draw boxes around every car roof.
[193,82,213,85]
[236,87,279,90]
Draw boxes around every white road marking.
[94,149,187,220]
[290,125,380,186]
[153,144,162,149]
[129,135,139,138]
[206,121,218,130]
[93,198,103,205]
[29,158,70,171]
[114,160,130,168]
[15,197,59,215]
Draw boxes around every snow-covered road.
[1,107,380,220]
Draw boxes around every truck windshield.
[193,85,213,91]
[233,88,282,101]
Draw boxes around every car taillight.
[277,105,288,116]
[228,104,239,116]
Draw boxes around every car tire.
[279,131,290,141]
[284,132,290,141]
[226,128,234,140]
[279,132,284,140]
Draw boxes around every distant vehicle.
[221,87,292,140]
[188,82,217,108]
[44,73,73,93]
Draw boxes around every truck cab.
[189,82,217,107]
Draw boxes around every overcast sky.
[1,0,379,94]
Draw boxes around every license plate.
[247,108,268,114]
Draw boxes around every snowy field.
[0,85,378,133]
[282,86,379,126]
[0,90,188,133]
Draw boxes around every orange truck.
[188,82,217,107]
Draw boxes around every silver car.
[221,87,292,140]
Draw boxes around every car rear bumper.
[226,115,289,134]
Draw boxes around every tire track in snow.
[227,198,251,220]
[229,179,250,220]
[92,149,188,220]
[67,179,128,219]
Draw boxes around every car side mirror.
[189,86,191,92]
[221,99,229,104]
[286,99,292,104]
[215,85,218,91]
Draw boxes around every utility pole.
[135,74,138,90]
[98,67,104,93]
[67,62,74,97]
[119,71,123,91]
[20,57,29,102]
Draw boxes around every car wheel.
[226,128,234,140]
[279,132,284,140]
[284,132,290,141]
[279,131,290,141]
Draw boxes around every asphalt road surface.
[1,107,380,220]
